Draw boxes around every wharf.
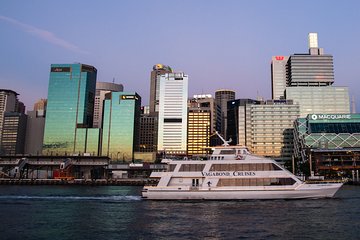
[0,178,152,186]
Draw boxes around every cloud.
[0,15,89,54]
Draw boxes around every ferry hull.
[142,183,343,200]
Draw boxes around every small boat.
[142,133,343,200]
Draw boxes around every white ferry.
[142,135,343,200]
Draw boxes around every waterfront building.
[43,63,98,155]
[227,99,300,163]
[293,114,360,177]
[101,92,141,161]
[275,33,350,116]
[215,89,235,139]
[227,99,260,146]
[139,113,158,153]
[24,99,47,155]
[0,89,19,154]
[187,96,212,156]
[149,64,173,114]
[93,82,123,128]
[271,56,289,100]
[1,112,27,155]
[250,100,300,163]
[157,72,188,154]
[286,86,350,117]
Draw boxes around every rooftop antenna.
[112,77,115,83]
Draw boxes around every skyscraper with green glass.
[101,92,141,161]
[43,63,98,155]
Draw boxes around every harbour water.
[0,185,359,240]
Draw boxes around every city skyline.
[1,0,360,112]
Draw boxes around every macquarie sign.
[308,114,360,123]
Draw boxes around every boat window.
[209,163,283,171]
[271,163,282,170]
[179,164,206,172]
[192,179,200,187]
[219,150,236,155]
[168,164,176,172]
[217,178,296,186]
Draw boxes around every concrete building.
[271,56,289,100]
[24,99,47,155]
[101,92,141,161]
[1,112,27,155]
[215,89,235,139]
[0,89,19,153]
[187,96,213,156]
[149,64,173,114]
[227,99,300,163]
[227,99,260,146]
[157,72,188,154]
[93,82,123,128]
[43,63,98,155]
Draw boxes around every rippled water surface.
[0,185,359,240]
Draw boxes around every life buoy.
[236,155,244,160]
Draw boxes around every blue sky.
[1,0,359,111]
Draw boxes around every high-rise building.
[283,33,349,117]
[139,113,158,153]
[43,63,98,155]
[249,100,300,163]
[93,82,123,128]
[149,64,173,114]
[101,92,141,161]
[227,99,260,146]
[215,89,235,139]
[227,99,300,163]
[24,99,47,155]
[271,56,289,100]
[287,33,334,87]
[286,86,350,117]
[158,72,188,154]
[0,89,19,153]
[187,96,213,156]
[1,112,27,155]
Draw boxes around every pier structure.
[0,155,166,185]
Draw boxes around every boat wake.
[0,195,142,201]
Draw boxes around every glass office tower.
[215,89,235,139]
[43,63,97,155]
[286,86,350,117]
[101,92,141,161]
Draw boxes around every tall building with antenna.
[149,64,173,114]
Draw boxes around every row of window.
[169,163,284,172]
[217,178,296,186]
[210,163,282,171]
